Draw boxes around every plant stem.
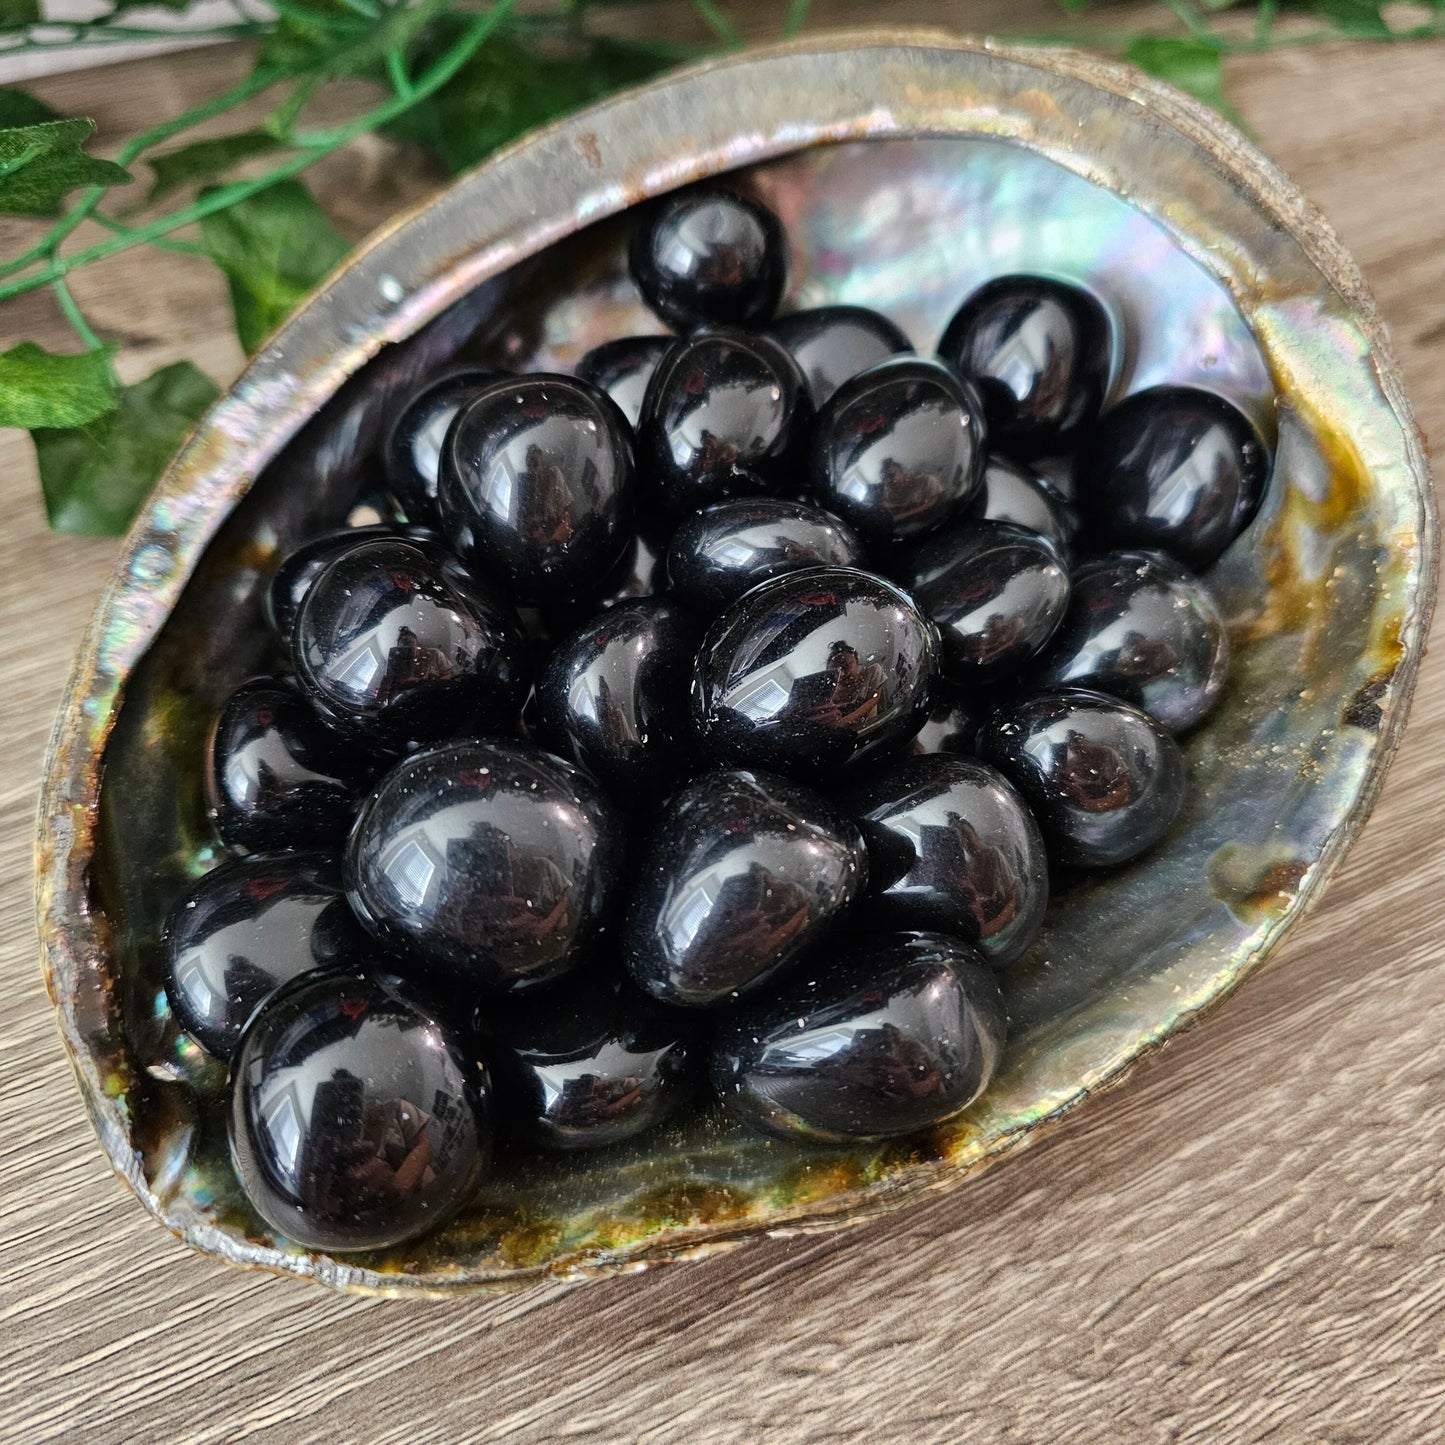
[688,0,743,49]
[782,0,810,39]
[51,277,106,353]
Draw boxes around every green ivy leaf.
[33,361,220,535]
[0,341,117,430]
[0,87,58,127]
[384,31,677,175]
[1280,0,1392,36]
[1126,36,1241,122]
[147,129,286,201]
[0,117,132,215]
[0,0,41,28]
[198,178,350,353]
[256,0,450,78]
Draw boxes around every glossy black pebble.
[440,373,636,604]
[536,596,702,801]
[229,970,490,1252]
[1076,385,1271,572]
[638,328,812,515]
[810,357,986,545]
[294,536,528,749]
[383,367,500,528]
[967,453,1075,556]
[164,851,369,1061]
[977,688,1185,868]
[692,565,940,778]
[666,497,865,615]
[628,184,786,331]
[712,930,1005,1143]
[346,739,625,994]
[938,274,1112,455]
[898,521,1070,684]
[905,691,979,758]
[576,335,670,430]
[477,973,698,1151]
[266,524,396,645]
[625,768,867,1008]
[207,675,375,851]
[845,754,1048,968]
[768,305,913,406]
[1036,550,1229,732]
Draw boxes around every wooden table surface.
[2,17,1443,1442]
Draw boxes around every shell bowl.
[36,32,1436,1294]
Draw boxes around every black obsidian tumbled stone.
[967,453,1075,556]
[691,565,940,779]
[206,675,375,851]
[439,373,636,604]
[712,930,1006,1143]
[624,768,867,1008]
[768,305,914,406]
[265,524,397,645]
[383,367,500,528]
[810,356,986,545]
[637,328,812,516]
[629,184,786,331]
[293,536,528,749]
[575,335,670,430]
[845,754,1048,968]
[229,970,490,1252]
[536,596,702,801]
[476,972,698,1151]
[666,497,865,615]
[897,521,1070,685]
[937,274,1112,455]
[977,688,1185,868]
[904,691,979,758]
[1076,385,1271,571]
[1036,550,1229,732]
[164,851,369,1061]
[346,739,625,995]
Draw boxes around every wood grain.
[1,20,1443,1443]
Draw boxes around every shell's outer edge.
[35,30,1437,1296]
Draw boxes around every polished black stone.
[266,524,395,645]
[1036,550,1229,732]
[629,185,786,331]
[692,566,940,778]
[809,356,986,545]
[346,739,625,994]
[476,972,698,1150]
[229,970,490,1252]
[637,328,812,515]
[712,930,1006,1143]
[977,688,1185,868]
[536,596,702,801]
[575,335,670,429]
[293,536,528,749]
[624,768,867,1008]
[904,691,979,758]
[207,675,375,851]
[1076,385,1271,571]
[164,852,369,1061]
[937,274,1111,455]
[439,373,636,604]
[382,367,500,528]
[666,497,865,615]
[768,305,914,406]
[845,754,1048,968]
[967,453,1074,555]
[898,521,1070,685]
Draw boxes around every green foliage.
[0,0,41,27]
[0,117,132,215]
[0,87,60,127]
[0,342,116,429]
[384,31,682,174]
[34,362,220,534]
[199,178,350,352]
[1125,36,1234,118]
[147,130,286,201]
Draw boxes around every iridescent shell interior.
[37,36,1434,1293]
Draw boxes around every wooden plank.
[1,26,1442,1444]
